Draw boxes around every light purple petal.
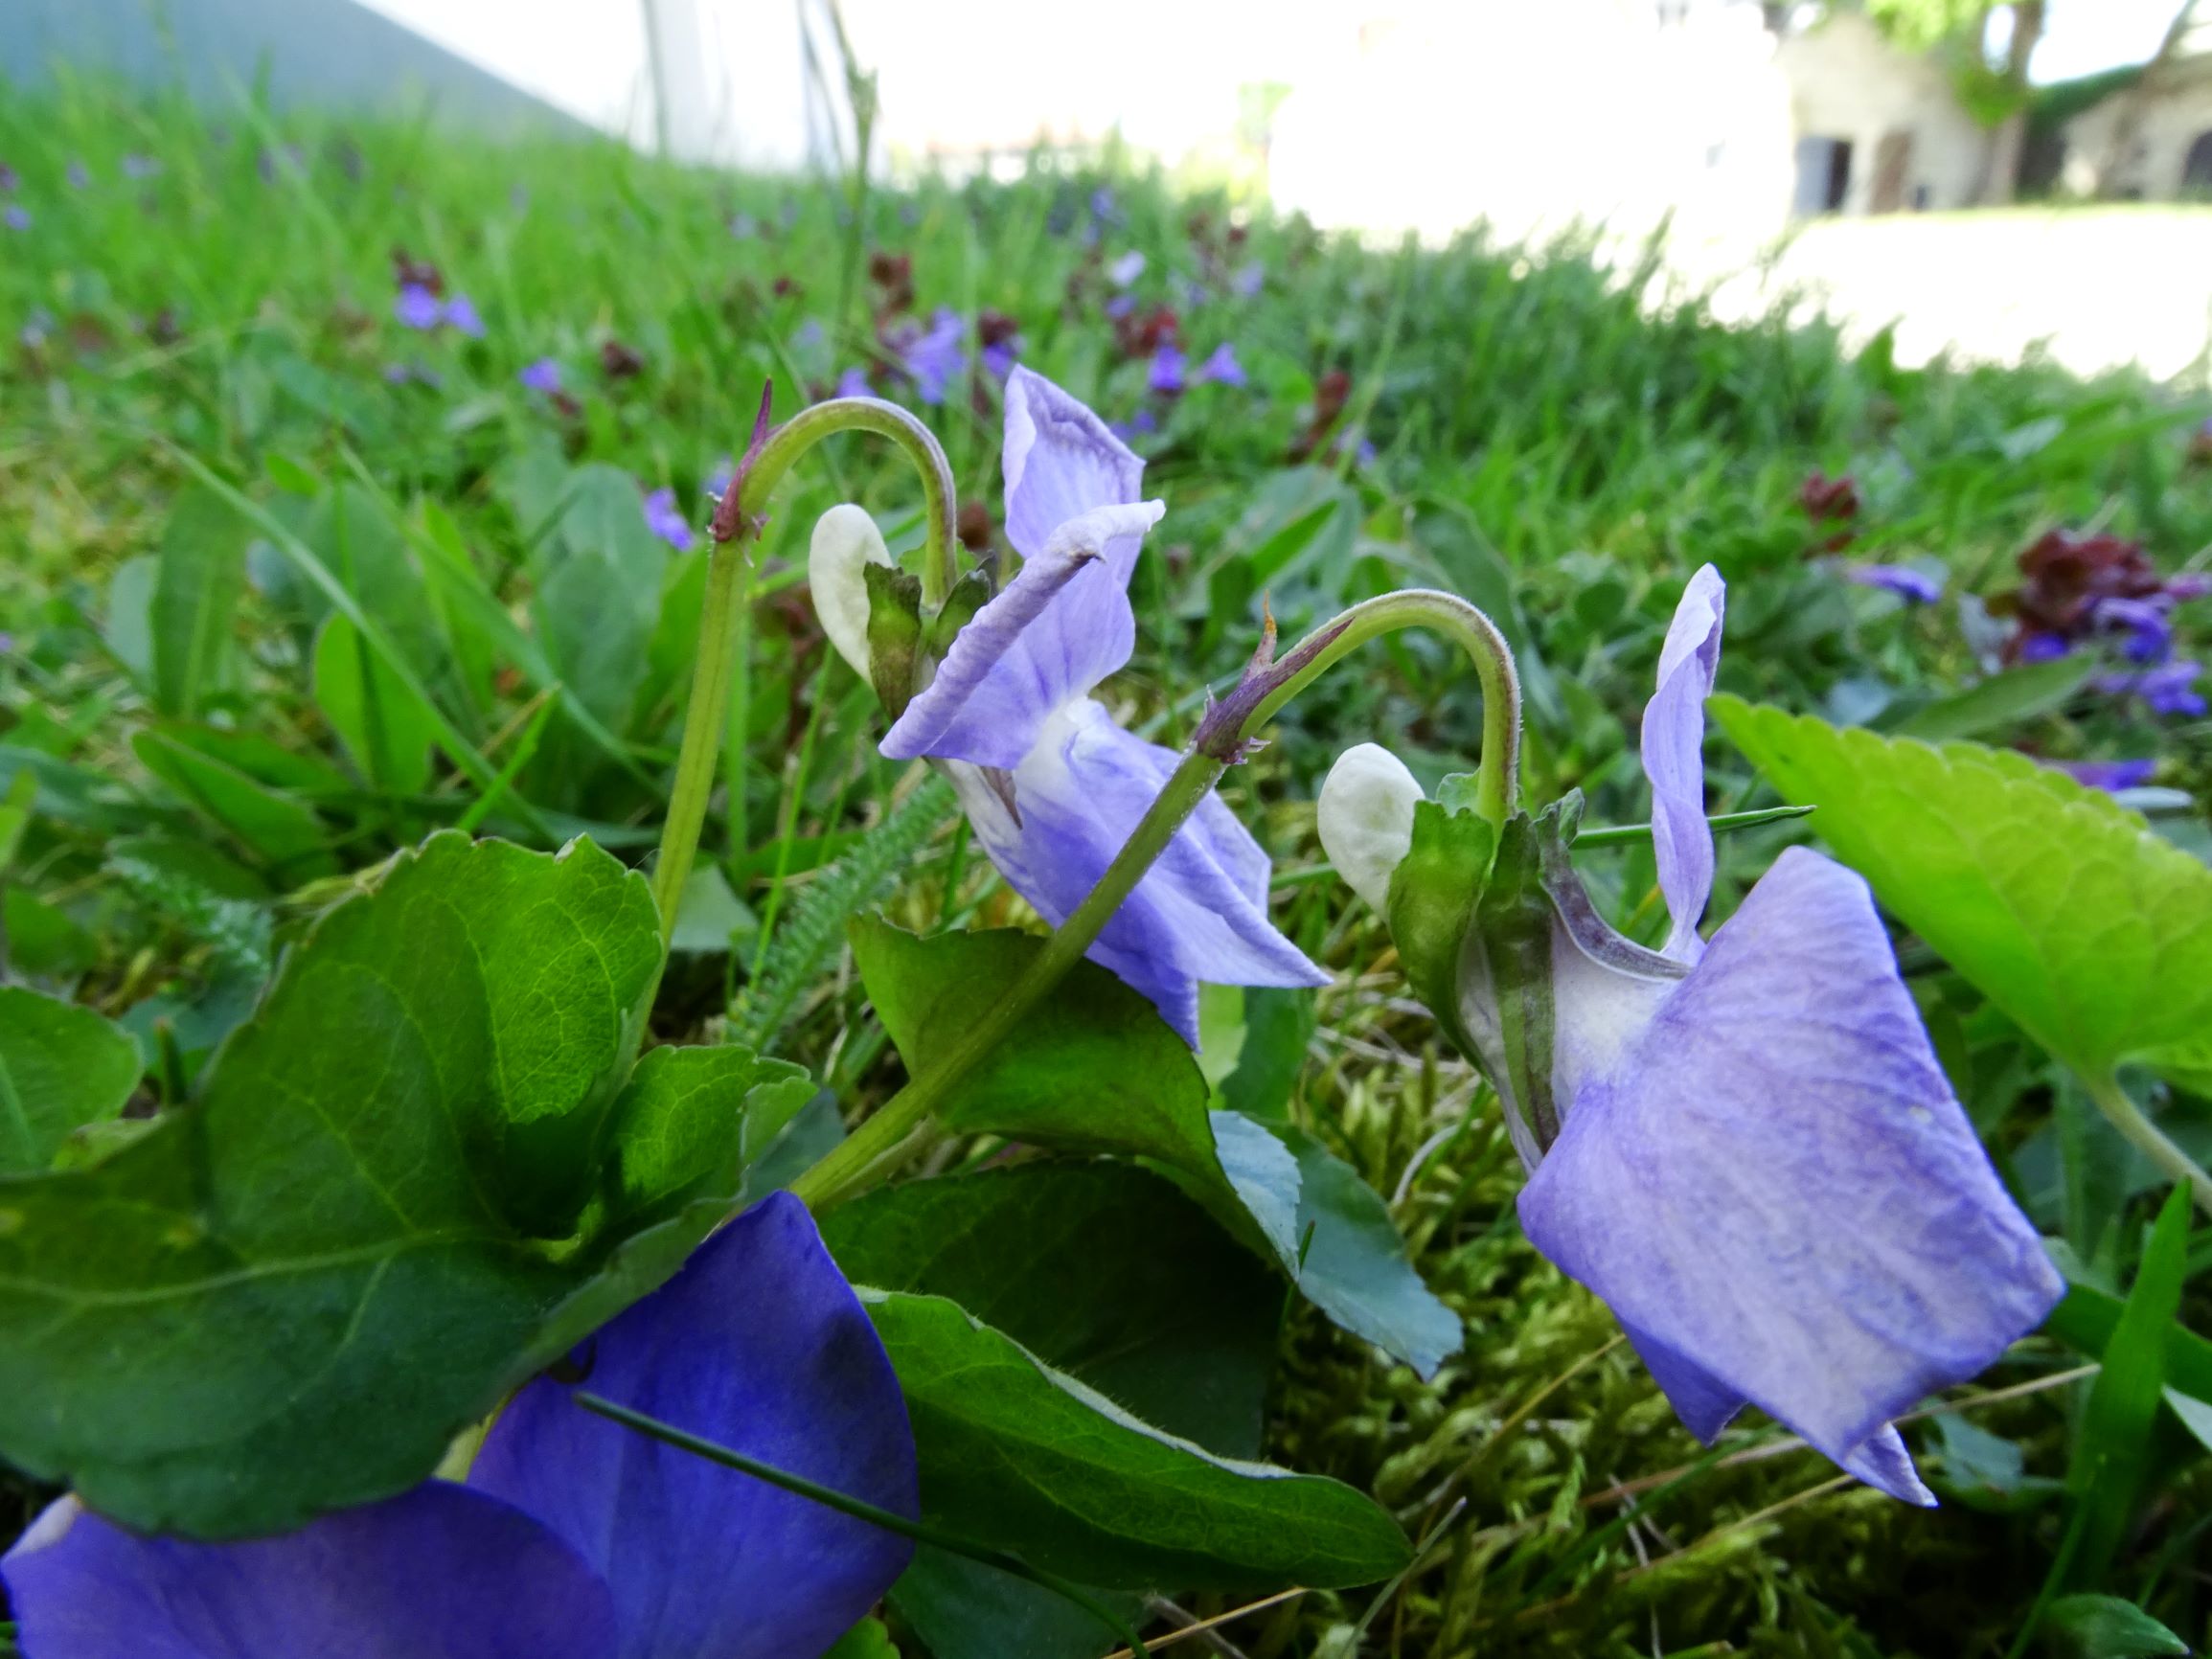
[469,1193,916,1659]
[1846,563,1944,605]
[393,284,442,330]
[881,502,1163,768]
[1641,565,1725,963]
[1,1486,616,1659]
[1148,344,1186,396]
[1002,366,1145,565]
[2046,758,2155,792]
[1196,342,1246,388]
[1517,848,2064,1497]
[947,705,1327,1045]
[442,292,486,338]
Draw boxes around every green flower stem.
[2086,1071,2212,1218]
[791,590,1524,1210]
[650,398,958,943]
[1243,588,1522,825]
[790,747,1228,1208]
[574,1391,1150,1656]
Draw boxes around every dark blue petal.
[1641,565,1724,963]
[468,1193,917,1659]
[1,1485,615,1659]
[1518,849,2063,1498]
[946,706,1327,1044]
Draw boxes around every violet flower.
[66,160,89,190]
[643,487,696,553]
[812,367,1328,1043]
[2047,758,2156,792]
[519,356,563,394]
[1,1194,917,1658]
[1317,565,2063,1503]
[1107,249,1147,287]
[1148,343,1187,397]
[1194,342,1246,388]
[899,307,966,405]
[835,366,873,398]
[443,292,487,339]
[121,153,162,180]
[1231,261,1265,299]
[2098,658,2205,717]
[3,204,28,233]
[1846,563,1943,605]
[394,283,443,330]
[2018,632,2071,664]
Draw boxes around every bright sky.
[356,0,2193,149]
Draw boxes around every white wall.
[2062,58,2212,198]
[1775,11,1989,213]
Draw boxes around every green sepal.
[1469,798,1581,1154]
[863,563,925,719]
[1382,793,1496,1064]
[925,568,992,656]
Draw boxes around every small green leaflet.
[0,989,143,1174]
[149,486,249,719]
[2042,1596,2189,1658]
[1714,698,2212,1090]
[0,831,799,1537]
[860,1287,1410,1593]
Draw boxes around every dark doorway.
[1793,135,1856,214]
[1870,129,1913,212]
[2184,129,2212,198]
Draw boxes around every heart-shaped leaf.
[0,989,142,1175]
[0,831,794,1537]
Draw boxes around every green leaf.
[1235,1116,1463,1379]
[0,831,780,1537]
[1217,986,1315,1123]
[893,1548,1138,1659]
[534,466,668,731]
[848,919,1231,1194]
[669,864,758,956]
[313,614,439,795]
[2042,1595,2189,1658]
[1713,699,2212,1088]
[823,1617,901,1659]
[2065,1185,2192,1584]
[132,728,338,883]
[103,556,157,683]
[149,485,249,718]
[1385,797,1497,1063]
[861,1287,1411,1593]
[0,989,142,1174]
[825,1162,1282,1458]
[2041,1283,2212,1401]
[1892,655,2094,743]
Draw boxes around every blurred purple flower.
[1107,250,1147,287]
[442,292,486,339]
[2018,632,2072,664]
[394,284,443,330]
[835,365,873,398]
[1090,187,1117,222]
[982,340,1017,378]
[2048,758,2156,792]
[1104,294,1136,321]
[121,153,161,181]
[1232,261,1265,299]
[1846,564,1944,605]
[3,205,28,233]
[65,161,88,190]
[706,456,737,501]
[729,211,758,239]
[2098,658,2205,717]
[2092,594,2173,662]
[0,163,17,192]
[20,309,55,349]
[1148,344,1187,397]
[901,307,966,405]
[793,318,825,350]
[1108,408,1159,442]
[643,487,696,552]
[518,357,562,394]
[1194,342,1246,388]
[382,363,413,385]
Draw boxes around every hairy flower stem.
[650,397,958,943]
[792,589,1523,1210]
[2087,1071,2212,1218]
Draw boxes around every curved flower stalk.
[1316,564,2064,1505]
[2,1193,918,1657]
[812,365,1327,1045]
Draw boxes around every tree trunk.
[1979,0,2045,205]
[2094,0,2201,199]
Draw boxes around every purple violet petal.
[394,284,442,330]
[1846,564,1944,605]
[519,356,563,394]
[945,708,1327,1044]
[2046,758,2156,792]
[441,292,486,338]
[1,1485,616,1659]
[642,487,696,552]
[1001,365,1145,564]
[1107,249,1147,287]
[1517,848,2064,1500]
[1195,341,1246,388]
[881,502,1164,768]
[1641,565,1725,964]
[469,1193,916,1659]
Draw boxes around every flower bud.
[1315,744,1421,911]
[809,504,893,678]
